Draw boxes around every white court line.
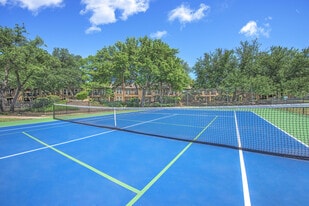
[0,121,69,134]
[234,111,251,206]
[0,113,177,160]
[0,122,73,137]
[0,130,115,160]
[253,112,309,148]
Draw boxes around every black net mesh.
[53,103,309,160]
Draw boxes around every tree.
[150,40,189,103]
[87,36,190,106]
[193,53,212,89]
[29,48,83,97]
[235,39,261,101]
[193,48,238,102]
[193,39,308,103]
[51,48,83,96]
[0,26,16,111]
[258,46,291,98]
[0,24,54,112]
[284,47,309,97]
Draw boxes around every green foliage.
[33,48,83,94]
[32,95,61,109]
[147,102,175,107]
[75,91,88,100]
[193,39,309,102]
[125,98,140,107]
[101,101,125,107]
[0,24,58,112]
[86,36,191,106]
[32,97,51,109]
[2,24,308,111]
[47,95,61,103]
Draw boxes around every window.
[116,89,122,94]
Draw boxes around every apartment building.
[3,85,218,106]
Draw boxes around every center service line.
[126,116,218,206]
[234,111,251,206]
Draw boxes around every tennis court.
[1,104,309,205]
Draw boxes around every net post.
[52,104,55,119]
[113,107,117,127]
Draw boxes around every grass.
[0,117,22,122]
[253,107,309,145]
[0,115,54,127]
[0,104,135,127]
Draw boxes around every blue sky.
[1,0,308,67]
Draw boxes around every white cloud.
[85,25,101,34]
[168,3,210,25]
[119,0,149,20]
[239,21,258,36]
[150,30,167,39]
[10,0,64,13]
[239,20,271,38]
[81,0,150,34]
[0,0,7,5]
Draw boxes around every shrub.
[126,98,140,107]
[101,101,124,107]
[75,91,88,100]
[47,95,61,103]
[32,97,52,109]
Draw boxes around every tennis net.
[53,103,309,160]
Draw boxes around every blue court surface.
[1,108,309,205]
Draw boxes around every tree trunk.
[159,82,163,103]
[9,66,34,112]
[0,65,10,112]
[122,73,125,102]
[0,92,5,112]
[10,86,22,112]
[141,88,146,107]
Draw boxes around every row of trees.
[0,24,190,111]
[193,40,309,102]
[1,24,308,112]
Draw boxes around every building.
[91,84,219,106]
[2,85,219,107]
